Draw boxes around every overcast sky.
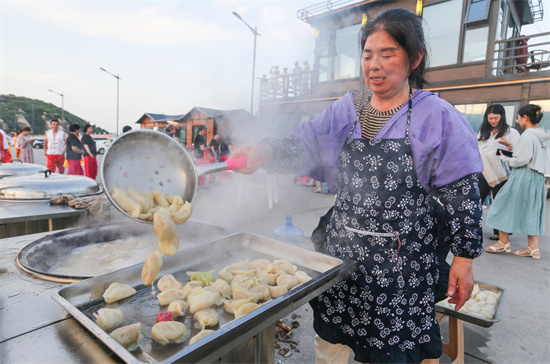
[1,0,318,134]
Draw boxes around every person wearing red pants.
[66,123,85,175]
[81,124,98,180]
[44,119,67,173]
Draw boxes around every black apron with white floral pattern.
[311,92,442,363]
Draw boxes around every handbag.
[310,206,334,252]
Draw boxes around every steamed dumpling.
[141,251,163,286]
[294,270,312,284]
[154,208,179,255]
[158,289,188,306]
[170,201,193,224]
[167,300,189,317]
[234,302,260,319]
[103,282,136,303]
[111,188,142,218]
[189,329,215,345]
[95,308,123,331]
[157,274,184,292]
[110,322,142,351]
[152,190,170,208]
[194,308,219,330]
[276,274,299,289]
[151,321,189,345]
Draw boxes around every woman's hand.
[229,145,273,174]
[446,257,474,311]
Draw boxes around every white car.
[93,137,112,155]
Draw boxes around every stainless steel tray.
[53,233,357,364]
[435,281,506,328]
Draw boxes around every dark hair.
[50,119,59,124]
[122,125,132,133]
[478,104,509,141]
[198,126,206,132]
[518,104,543,124]
[69,123,80,132]
[83,124,93,133]
[22,126,32,132]
[360,8,428,89]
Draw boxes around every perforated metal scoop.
[100,129,246,223]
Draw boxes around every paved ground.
[27,148,550,363]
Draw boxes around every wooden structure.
[259,0,549,133]
[136,108,256,148]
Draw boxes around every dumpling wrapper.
[153,208,179,255]
[294,270,312,284]
[189,329,215,345]
[157,274,184,292]
[223,297,254,314]
[171,201,193,224]
[141,251,163,286]
[167,300,189,317]
[152,190,170,208]
[151,321,189,345]
[103,282,136,303]
[111,188,142,218]
[95,308,123,331]
[234,302,260,319]
[110,322,142,351]
[276,274,299,289]
[158,289,188,306]
[194,308,219,330]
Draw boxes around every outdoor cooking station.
[0,219,358,363]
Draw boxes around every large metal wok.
[100,129,246,222]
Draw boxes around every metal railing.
[297,0,362,21]
[492,32,550,75]
[259,71,313,102]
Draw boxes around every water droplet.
[159,182,164,186]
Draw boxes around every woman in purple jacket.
[231,8,483,363]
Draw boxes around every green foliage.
[0,94,108,135]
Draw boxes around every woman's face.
[517,114,528,128]
[361,30,421,101]
[487,113,502,129]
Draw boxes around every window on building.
[454,103,487,133]
[463,26,489,62]
[465,0,490,23]
[334,24,362,80]
[423,0,463,67]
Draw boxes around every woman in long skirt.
[485,104,550,259]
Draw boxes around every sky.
[0,0,319,134]
[2,0,548,135]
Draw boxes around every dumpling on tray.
[157,274,184,292]
[151,321,189,345]
[103,282,136,303]
[109,322,142,351]
[95,308,123,331]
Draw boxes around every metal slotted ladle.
[100,129,246,223]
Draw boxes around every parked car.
[93,137,112,155]
[33,138,44,149]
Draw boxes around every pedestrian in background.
[15,127,35,163]
[44,119,67,173]
[486,104,550,259]
[66,123,85,176]
[122,125,132,133]
[0,128,11,162]
[81,124,98,180]
[477,104,520,242]
[193,126,208,186]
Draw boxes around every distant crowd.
[260,60,311,99]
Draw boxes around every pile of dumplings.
[95,258,313,352]
[111,188,194,286]
[437,284,499,320]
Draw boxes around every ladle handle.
[225,157,248,171]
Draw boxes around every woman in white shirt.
[478,104,520,241]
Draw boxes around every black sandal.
[489,235,499,240]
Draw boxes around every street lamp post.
[48,89,64,121]
[100,67,121,135]
[232,11,260,114]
